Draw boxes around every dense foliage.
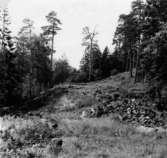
[77,0,167,106]
[112,0,167,99]
[0,9,66,107]
[1,0,167,108]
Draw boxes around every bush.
[110,69,119,76]
[71,71,88,83]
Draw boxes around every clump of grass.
[68,91,98,109]
[0,115,61,157]
[158,150,167,158]
[76,96,97,108]
[59,93,98,112]
[59,117,135,137]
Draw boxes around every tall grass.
[0,115,60,158]
[59,117,135,137]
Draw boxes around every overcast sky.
[1,0,133,68]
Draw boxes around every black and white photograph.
[0,0,167,157]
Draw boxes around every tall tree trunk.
[135,38,141,83]
[129,51,133,78]
[132,52,135,74]
[142,70,145,83]
[89,40,93,81]
[135,55,139,83]
[126,50,130,72]
[29,74,32,97]
[51,31,54,71]
[135,52,140,83]
[50,26,55,87]
[29,28,32,98]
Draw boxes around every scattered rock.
[110,113,123,122]
[155,127,167,133]
[136,126,155,134]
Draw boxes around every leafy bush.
[71,71,88,83]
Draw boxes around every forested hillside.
[0,0,167,157]
[76,0,167,109]
[0,9,75,109]
[1,0,167,110]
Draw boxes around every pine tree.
[101,46,111,78]
[82,26,98,81]
[0,9,22,106]
[18,18,34,97]
[41,11,61,70]
[80,42,102,81]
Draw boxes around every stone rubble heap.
[81,87,167,128]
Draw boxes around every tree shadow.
[0,87,68,116]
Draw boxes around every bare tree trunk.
[126,50,130,72]
[135,34,142,83]
[89,40,93,81]
[51,31,54,71]
[135,42,140,83]
[132,52,135,75]
[50,26,55,88]
[142,70,145,83]
[129,52,133,78]
[29,28,32,98]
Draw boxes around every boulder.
[136,126,155,134]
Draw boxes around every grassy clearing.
[1,79,167,158]
[59,117,167,158]
[1,112,167,157]
[60,117,135,137]
[0,115,61,158]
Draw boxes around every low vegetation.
[1,0,167,157]
[0,75,167,157]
